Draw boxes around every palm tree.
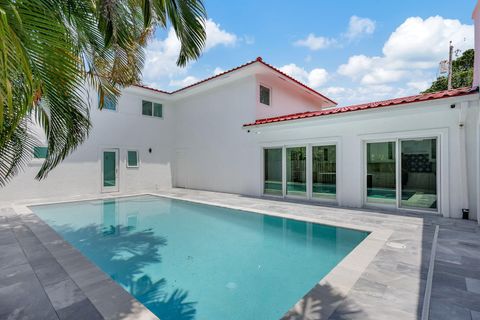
[0,0,206,186]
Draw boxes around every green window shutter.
[33,146,48,159]
[127,151,138,167]
[142,100,153,116]
[153,103,163,118]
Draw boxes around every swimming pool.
[31,195,368,320]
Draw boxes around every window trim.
[259,83,272,106]
[126,150,140,168]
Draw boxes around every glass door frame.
[284,144,309,200]
[261,142,339,203]
[363,136,440,214]
[101,148,119,193]
[310,143,338,203]
[398,137,440,212]
[363,139,398,208]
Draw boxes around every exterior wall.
[0,69,478,223]
[248,97,480,220]
[0,88,175,204]
[172,76,261,196]
[255,74,331,120]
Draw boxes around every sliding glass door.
[286,147,306,197]
[263,144,337,200]
[400,138,437,210]
[312,145,336,199]
[264,148,283,196]
[366,142,396,204]
[365,138,439,212]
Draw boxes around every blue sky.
[142,0,475,105]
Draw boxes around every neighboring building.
[1,14,480,224]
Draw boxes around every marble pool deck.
[1,188,479,320]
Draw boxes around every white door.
[175,150,187,188]
[102,149,119,192]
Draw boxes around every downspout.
[458,102,470,219]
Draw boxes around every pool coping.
[12,191,393,320]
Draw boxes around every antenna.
[447,41,453,90]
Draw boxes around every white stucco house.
[2,10,480,224]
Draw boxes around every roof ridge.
[244,86,479,127]
[133,57,337,105]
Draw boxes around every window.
[142,100,163,118]
[400,138,437,209]
[264,148,282,196]
[153,103,163,117]
[286,147,306,197]
[259,85,270,106]
[127,150,139,168]
[312,145,336,199]
[365,138,439,211]
[366,142,396,205]
[33,146,48,159]
[99,95,116,111]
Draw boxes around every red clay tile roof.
[243,86,479,127]
[133,57,337,105]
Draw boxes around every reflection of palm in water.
[58,224,197,320]
[134,275,197,320]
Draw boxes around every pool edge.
[20,192,392,320]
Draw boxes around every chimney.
[473,0,480,88]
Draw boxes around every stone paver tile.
[431,283,480,312]
[432,270,467,291]
[0,243,28,271]
[44,278,86,311]
[430,299,472,320]
[466,277,480,295]
[472,310,480,320]
[57,298,103,320]
[0,276,59,320]
[35,261,70,287]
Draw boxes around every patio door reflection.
[366,142,396,205]
[400,138,437,210]
[286,147,306,197]
[312,145,336,199]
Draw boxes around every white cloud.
[383,16,473,67]
[169,76,199,87]
[294,16,374,51]
[345,16,376,40]
[308,69,329,87]
[337,55,375,80]
[142,19,237,89]
[337,16,473,87]
[213,67,224,75]
[204,19,237,50]
[294,33,335,51]
[321,85,419,106]
[407,80,431,92]
[280,64,328,88]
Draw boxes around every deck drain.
[386,242,406,249]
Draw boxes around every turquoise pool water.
[31,195,368,320]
